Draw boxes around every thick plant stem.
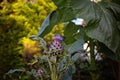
[89,39,97,80]
[51,64,58,80]
[49,55,58,80]
[90,39,96,68]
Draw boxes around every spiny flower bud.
[49,35,64,55]
[36,69,44,76]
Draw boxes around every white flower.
[90,0,101,3]
[71,18,85,26]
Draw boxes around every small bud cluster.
[36,69,44,76]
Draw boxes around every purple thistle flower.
[49,35,64,55]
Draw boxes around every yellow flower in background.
[21,37,42,60]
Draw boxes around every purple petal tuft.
[54,35,63,41]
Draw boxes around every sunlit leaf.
[38,11,59,37]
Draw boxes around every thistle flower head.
[49,35,64,55]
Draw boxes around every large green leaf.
[38,0,120,54]
[70,0,120,53]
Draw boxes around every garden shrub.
[0,16,26,79]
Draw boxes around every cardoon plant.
[30,35,73,80]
